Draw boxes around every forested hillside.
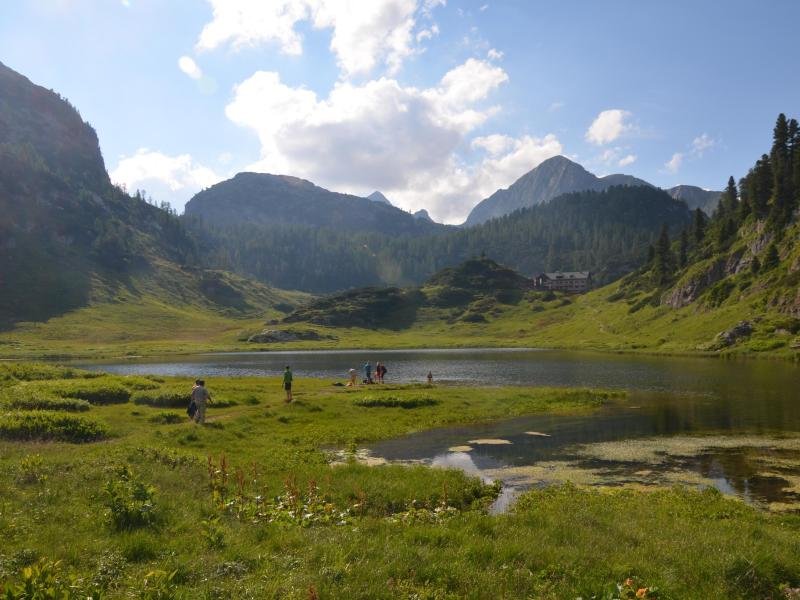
[610,113,800,320]
[0,61,298,328]
[191,185,691,292]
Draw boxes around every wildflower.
[636,588,648,598]
[624,578,634,587]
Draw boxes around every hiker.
[347,368,358,387]
[190,379,212,424]
[375,361,383,383]
[427,371,433,385]
[364,361,372,384]
[283,365,293,402]
[377,362,387,383]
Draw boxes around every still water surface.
[80,349,800,510]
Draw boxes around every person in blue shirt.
[364,361,372,384]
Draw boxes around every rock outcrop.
[714,321,753,347]
[247,329,326,343]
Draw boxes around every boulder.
[714,321,753,347]
[247,329,324,343]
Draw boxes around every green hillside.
[0,61,308,355]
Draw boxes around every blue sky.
[2,0,798,223]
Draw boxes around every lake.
[79,348,800,511]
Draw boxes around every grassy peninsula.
[2,363,800,598]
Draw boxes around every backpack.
[187,400,197,418]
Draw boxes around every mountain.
[413,209,434,222]
[0,61,298,327]
[463,155,652,226]
[185,173,442,236]
[667,185,722,215]
[367,190,392,205]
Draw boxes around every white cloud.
[548,101,564,112]
[177,55,203,80]
[487,47,503,60]
[224,58,559,223]
[585,109,633,145]
[121,0,130,6]
[664,152,683,174]
[110,149,220,211]
[471,134,515,156]
[618,153,637,167]
[691,133,715,156]
[196,0,443,78]
[480,4,489,11]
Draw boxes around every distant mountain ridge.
[464,155,653,226]
[367,191,392,205]
[186,173,443,236]
[667,185,722,215]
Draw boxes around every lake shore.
[2,363,800,598]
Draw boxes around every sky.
[2,1,799,224]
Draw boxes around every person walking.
[283,365,293,403]
[191,379,212,424]
[347,368,358,387]
[427,371,433,386]
[375,361,383,383]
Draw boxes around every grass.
[1,362,799,598]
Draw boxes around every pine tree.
[721,176,738,216]
[679,228,688,268]
[769,114,792,227]
[693,208,706,243]
[763,243,780,270]
[653,224,673,285]
[751,154,773,217]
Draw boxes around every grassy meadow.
[2,282,797,362]
[1,362,800,598]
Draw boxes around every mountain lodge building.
[534,271,593,293]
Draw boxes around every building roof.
[541,271,591,280]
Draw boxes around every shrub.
[1,558,103,600]
[3,388,91,412]
[0,411,107,443]
[105,466,158,530]
[354,396,438,409]
[53,380,131,405]
[16,454,47,484]
[704,279,736,308]
[133,388,236,408]
[132,388,190,408]
[148,412,184,425]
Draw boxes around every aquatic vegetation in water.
[448,445,474,452]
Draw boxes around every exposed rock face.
[367,191,392,205]
[667,185,722,215]
[663,259,726,308]
[715,321,753,347]
[464,155,652,226]
[247,329,325,343]
[413,209,434,222]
